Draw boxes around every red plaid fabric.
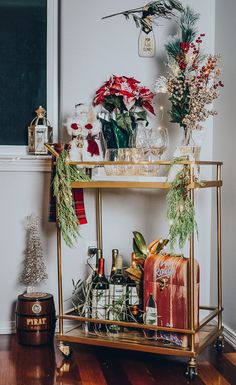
[48,143,87,224]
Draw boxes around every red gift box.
[144,254,200,348]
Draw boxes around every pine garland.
[166,158,197,250]
[53,149,90,247]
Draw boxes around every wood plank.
[121,359,158,385]
[97,349,133,385]
[224,352,236,366]
[147,356,205,385]
[0,351,16,385]
[76,349,108,385]
[198,361,231,384]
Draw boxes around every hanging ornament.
[138,15,155,57]
[102,1,183,58]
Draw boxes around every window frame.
[0,0,59,157]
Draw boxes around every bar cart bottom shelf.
[56,323,223,357]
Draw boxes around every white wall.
[0,0,216,332]
[212,0,236,336]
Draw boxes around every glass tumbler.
[104,149,119,176]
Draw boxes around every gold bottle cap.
[97,249,103,259]
[116,255,123,270]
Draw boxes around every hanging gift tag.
[138,16,155,57]
[28,106,53,155]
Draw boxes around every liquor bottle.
[145,281,157,339]
[110,248,119,278]
[138,19,155,58]
[108,255,127,332]
[92,248,102,279]
[126,252,141,322]
[91,255,109,332]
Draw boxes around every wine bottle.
[145,281,157,339]
[138,19,155,58]
[126,252,141,322]
[91,255,109,332]
[108,255,127,332]
[110,248,118,278]
[92,248,102,279]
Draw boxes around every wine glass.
[150,126,169,158]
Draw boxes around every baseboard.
[0,321,16,334]
[223,324,236,350]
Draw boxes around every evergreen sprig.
[178,6,200,42]
[167,158,197,250]
[165,6,200,60]
[53,149,90,247]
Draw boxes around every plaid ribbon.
[48,143,87,224]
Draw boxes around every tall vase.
[99,111,137,149]
[177,127,201,161]
[99,114,129,149]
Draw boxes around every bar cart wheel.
[214,335,224,352]
[58,341,72,358]
[186,358,197,381]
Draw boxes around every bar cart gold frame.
[46,145,223,380]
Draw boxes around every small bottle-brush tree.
[20,214,48,293]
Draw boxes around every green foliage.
[72,277,93,316]
[135,110,148,121]
[102,0,183,25]
[53,149,90,247]
[179,6,200,42]
[165,6,200,60]
[165,37,182,59]
[133,231,148,257]
[167,158,198,250]
[116,111,132,132]
[103,95,124,113]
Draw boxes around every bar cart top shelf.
[70,161,222,190]
[45,145,222,190]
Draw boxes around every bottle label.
[145,306,157,325]
[128,286,139,306]
[91,289,108,320]
[109,284,126,321]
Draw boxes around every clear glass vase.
[177,127,201,161]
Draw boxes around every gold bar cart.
[48,149,223,381]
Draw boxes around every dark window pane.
[0,0,47,145]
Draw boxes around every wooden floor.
[0,334,236,385]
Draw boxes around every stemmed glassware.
[104,124,169,176]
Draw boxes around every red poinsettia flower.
[93,75,155,115]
